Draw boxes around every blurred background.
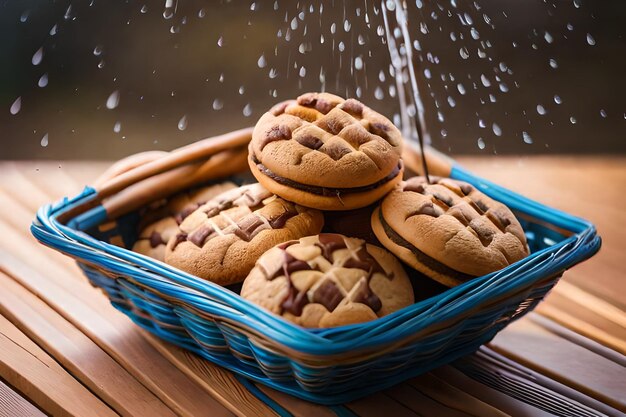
[1,0,624,160]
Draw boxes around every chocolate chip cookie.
[372,177,529,287]
[241,234,414,328]
[133,182,236,261]
[164,183,324,286]
[248,92,404,211]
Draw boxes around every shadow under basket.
[31,129,601,405]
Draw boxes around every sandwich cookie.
[133,182,236,261]
[164,183,324,286]
[372,177,529,287]
[241,233,414,328]
[248,92,404,210]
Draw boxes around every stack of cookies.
[132,92,529,328]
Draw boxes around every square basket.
[31,128,601,405]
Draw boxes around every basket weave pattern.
[31,131,601,404]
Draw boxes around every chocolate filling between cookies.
[251,153,401,197]
[378,210,474,283]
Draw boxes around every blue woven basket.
[31,129,601,405]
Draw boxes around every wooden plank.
[255,385,337,417]
[407,373,509,417]
[0,253,235,417]
[385,383,471,417]
[432,366,555,417]
[0,314,118,417]
[346,392,419,417]
[141,331,279,417]
[488,318,626,412]
[0,272,178,417]
[0,378,47,417]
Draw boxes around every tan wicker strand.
[104,146,248,219]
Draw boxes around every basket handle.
[92,150,169,188]
[57,128,253,224]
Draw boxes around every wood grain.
[0,272,178,417]
[141,331,278,417]
[0,379,46,417]
[488,318,626,412]
[0,314,118,417]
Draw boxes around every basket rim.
[30,160,601,357]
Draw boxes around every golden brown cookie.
[240,234,414,328]
[164,183,324,286]
[248,92,404,211]
[133,182,236,261]
[372,176,529,287]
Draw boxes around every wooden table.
[0,156,624,417]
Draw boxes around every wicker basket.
[31,128,601,405]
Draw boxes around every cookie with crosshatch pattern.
[248,92,404,210]
[372,176,529,287]
[164,183,324,285]
[132,182,236,261]
[240,233,414,328]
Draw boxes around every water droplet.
[459,47,469,59]
[477,137,486,149]
[38,73,48,88]
[113,121,121,133]
[522,131,533,144]
[219,73,224,82]
[548,58,559,69]
[457,83,466,95]
[358,35,365,45]
[537,104,547,115]
[379,70,386,82]
[141,5,148,13]
[10,97,21,115]
[290,17,298,30]
[170,25,180,34]
[440,129,448,138]
[198,8,206,18]
[299,66,306,77]
[338,41,345,52]
[344,20,351,32]
[544,31,554,44]
[93,45,103,56]
[553,95,562,104]
[238,86,245,95]
[586,33,596,46]
[480,74,491,87]
[423,68,432,79]
[479,119,486,128]
[573,0,582,8]
[269,68,278,79]
[489,94,496,103]
[600,109,607,118]
[447,96,456,107]
[217,36,223,47]
[376,25,385,36]
[374,86,384,100]
[420,22,429,34]
[499,83,509,93]
[49,24,58,36]
[97,60,105,68]
[567,23,574,31]
[354,56,363,70]
[416,0,423,8]
[437,111,445,122]
[177,115,188,130]
[163,9,174,19]
[64,5,72,20]
[32,47,43,66]
[20,10,30,23]
[40,133,49,147]
[106,90,120,109]
[250,2,257,11]
[498,62,508,72]
[257,54,267,68]
[212,99,223,110]
[469,28,480,40]
[492,123,502,136]
[243,103,253,117]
